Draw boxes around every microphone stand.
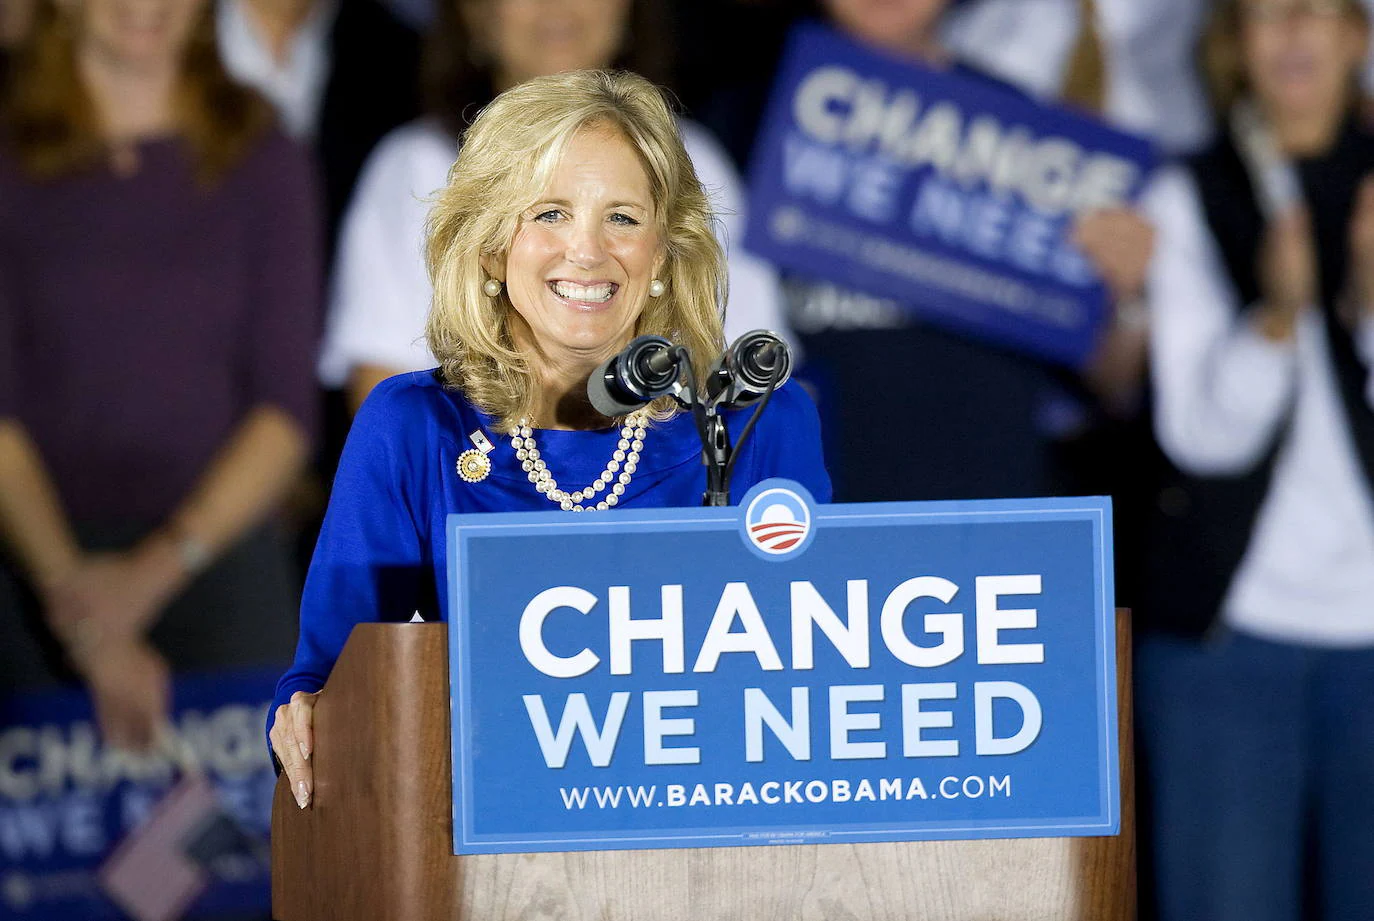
[680,353,782,508]
[701,409,731,507]
[671,351,733,507]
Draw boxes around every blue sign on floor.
[448,482,1116,854]
[0,670,278,919]
[744,22,1157,366]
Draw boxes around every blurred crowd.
[2,0,1373,919]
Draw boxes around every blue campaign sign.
[744,22,1157,366]
[0,670,279,920]
[447,482,1117,854]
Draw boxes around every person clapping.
[1139,1,1374,918]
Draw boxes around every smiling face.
[74,0,206,73]
[495,124,664,374]
[471,0,633,89]
[1240,0,1367,119]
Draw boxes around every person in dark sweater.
[0,0,321,751]
[1138,1,1374,918]
[216,0,421,256]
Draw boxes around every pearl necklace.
[512,412,648,511]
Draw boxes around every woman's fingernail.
[296,781,310,809]
[299,740,310,761]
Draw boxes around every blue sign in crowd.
[747,24,1157,366]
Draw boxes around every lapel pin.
[457,429,495,484]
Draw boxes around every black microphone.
[706,330,792,408]
[587,335,682,416]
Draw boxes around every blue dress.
[271,371,832,720]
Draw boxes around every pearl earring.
[648,279,666,297]
[483,278,503,298]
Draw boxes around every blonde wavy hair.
[424,69,726,431]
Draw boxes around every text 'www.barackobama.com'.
[558,775,1013,810]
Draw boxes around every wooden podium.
[272,613,1134,921]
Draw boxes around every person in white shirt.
[1136,2,1374,919]
[942,0,1213,156]
[321,0,788,411]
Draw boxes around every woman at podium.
[268,70,831,808]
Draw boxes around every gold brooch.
[457,448,491,483]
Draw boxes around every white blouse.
[942,0,1213,155]
[1145,166,1374,646]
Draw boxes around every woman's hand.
[1073,207,1157,304]
[1256,207,1316,341]
[45,541,186,646]
[81,637,172,752]
[271,690,320,810]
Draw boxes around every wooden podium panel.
[273,613,1134,921]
